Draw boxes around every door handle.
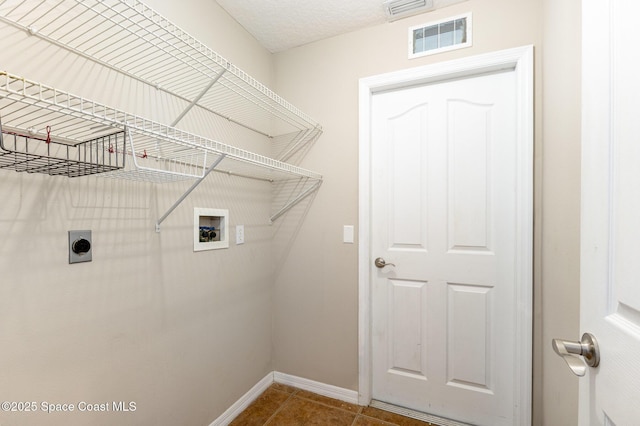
[374,257,395,268]
[552,333,600,376]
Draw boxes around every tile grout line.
[240,386,430,426]
[263,388,299,425]
[293,392,364,417]
[267,387,363,425]
[345,403,364,426]
[356,412,401,426]
[349,414,359,426]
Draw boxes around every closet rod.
[155,154,227,232]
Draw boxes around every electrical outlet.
[69,230,92,264]
[236,225,245,245]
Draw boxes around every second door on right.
[370,69,525,426]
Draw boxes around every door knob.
[552,332,600,376]
[374,257,395,268]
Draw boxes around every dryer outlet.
[69,230,92,264]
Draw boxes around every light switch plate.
[236,225,245,245]
[343,225,354,244]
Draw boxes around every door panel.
[388,103,429,251]
[388,279,428,378]
[371,71,519,425]
[447,283,492,392]
[448,100,492,252]
[581,0,640,423]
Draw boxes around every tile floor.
[229,383,434,426]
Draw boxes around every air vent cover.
[384,0,434,21]
[409,13,472,58]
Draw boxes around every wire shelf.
[0,0,324,224]
[0,0,322,139]
[0,71,322,184]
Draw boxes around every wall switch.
[343,225,354,244]
[236,225,245,245]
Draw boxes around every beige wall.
[539,0,582,424]
[0,1,276,425]
[273,0,581,424]
[0,0,582,424]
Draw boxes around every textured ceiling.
[216,0,469,53]
[216,0,388,53]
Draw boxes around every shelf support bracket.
[270,180,322,224]
[155,154,227,232]
[171,66,228,127]
[278,127,321,163]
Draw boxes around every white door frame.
[358,45,534,423]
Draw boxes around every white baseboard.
[273,371,359,405]
[209,372,274,426]
[210,371,360,425]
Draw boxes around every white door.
[370,69,527,425]
[578,0,640,423]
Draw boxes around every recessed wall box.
[194,208,229,251]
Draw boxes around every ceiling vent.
[384,0,435,21]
